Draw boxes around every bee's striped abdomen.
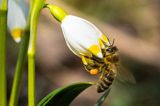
[97,70,116,93]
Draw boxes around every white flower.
[7,0,28,43]
[47,5,111,61]
[61,15,110,59]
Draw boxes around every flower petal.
[7,0,27,43]
[61,15,103,58]
[88,44,103,58]
[100,34,110,46]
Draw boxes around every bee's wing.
[115,64,136,84]
[95,88,111,106]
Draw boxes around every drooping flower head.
[47,5,114,75]
[47,4,122,94]
[7,0,28,43]
[47,5,111,58]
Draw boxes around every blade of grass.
[38,82,93,106]
[0,0,7,106]
[27,0,45,106]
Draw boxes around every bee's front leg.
[81,56,100,75]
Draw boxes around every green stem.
[0,0,7,106]
[27,0,45,106]
[28,52,36,106]
[9,29,30,106]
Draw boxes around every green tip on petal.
[46,4,68,22]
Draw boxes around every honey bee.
[82,39,132,93]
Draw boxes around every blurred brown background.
[7,0,160,106]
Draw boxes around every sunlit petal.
[61,15,103,58]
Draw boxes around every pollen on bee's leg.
[90,69,98,75]
[11,28,22,43]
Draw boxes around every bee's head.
[106,46,118,54]
[105,39,119,63]
[105,39,118,54]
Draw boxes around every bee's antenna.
[111,39,115,46]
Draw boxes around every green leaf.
[95,89,111,106]
[38,82,93,106]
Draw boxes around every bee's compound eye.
[90,69,99,75]
[107,48,113,53]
